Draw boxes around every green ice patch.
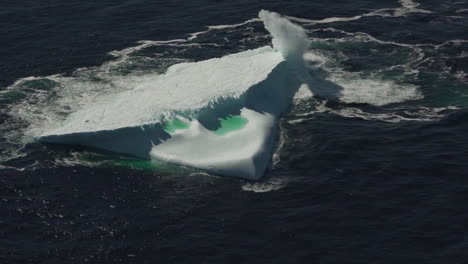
[164,118,190,133]
[214,116,248,136]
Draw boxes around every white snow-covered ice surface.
[38,10,312,180]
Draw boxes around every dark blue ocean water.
[1,0,468,263]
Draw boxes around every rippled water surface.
[1,0,468,263]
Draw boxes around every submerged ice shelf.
[38,10,309,180]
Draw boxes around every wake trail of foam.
[309,28,468,50]
[287,15,363,25]
[286,0,431,26]
[272,119,287,167]
[289,100,459,124]
[188,18,261,40]
[107,18,262,59]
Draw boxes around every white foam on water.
[293,83,314,100]
[329,106,458,122]
[307,27,429,49]
[188,18,260,41]
[366,0,432,17]
[333,76,422,106]
[272,118,288,167]
[241,176,288,193]
[285,0,431,26]
[302,45,423,106]
[289,101,459,124]
[5,74,154,138]
[108,39,188,58]
[306,27,429,70]
[287,15,364,25]
[303,52,329,67]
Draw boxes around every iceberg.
[39,10,310,180]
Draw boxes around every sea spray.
[258,10,310,61]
